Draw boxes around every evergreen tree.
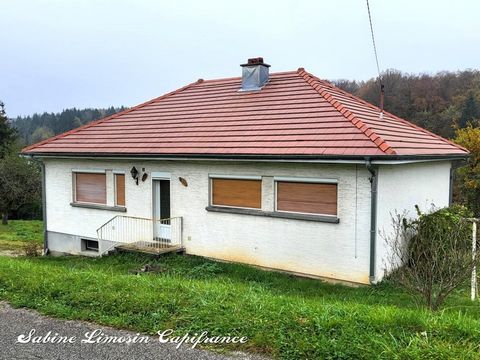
[0,101,17,158]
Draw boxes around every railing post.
[180,217,183,247]
[472,220,478,301]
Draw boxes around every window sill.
[205,206,339,223]
[70,202,127,212]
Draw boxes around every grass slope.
[0,253,479,359]
[0,220,43,252]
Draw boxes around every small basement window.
[115,174,126,206]
[81,239,99,252]
[275,180,337,216]
[210,177,261,209]
[73,172,106,205]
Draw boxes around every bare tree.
[383,205,477,310]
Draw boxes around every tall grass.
[0,253,478,359]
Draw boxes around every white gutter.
[27,154,463,166]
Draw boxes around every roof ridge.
[301,71,467,153]
[297,69,395,155]
[22,80,201,153]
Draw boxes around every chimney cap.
[241,57,271,68]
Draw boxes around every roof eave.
[22,151,470,162]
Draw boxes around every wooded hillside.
[334,69,480,139]
[12,107,126,145]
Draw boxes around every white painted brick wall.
[44,158,374,284]
[375,161,452,281]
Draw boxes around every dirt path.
[0,249,22,257]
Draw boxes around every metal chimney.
[240,57,270,91]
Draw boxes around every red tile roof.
[22,68,468,159]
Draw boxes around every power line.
[366,0,385,114]
[366,0,381,78]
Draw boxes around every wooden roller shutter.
[276,181,337,216]
[212,178,261,209]
[75,173,106,204]
[115,174,125,206]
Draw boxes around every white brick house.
[23,59,468,284]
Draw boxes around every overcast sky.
[1,0,480,117]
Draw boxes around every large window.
[73,172,106,204]
[276,180,337,216]
[115,174,125,206]
[211,177,261,209]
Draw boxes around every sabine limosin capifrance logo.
[17,329,248,349]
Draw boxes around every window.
[211,177,261,209]
[74,172,106,204]
[276,180,337,216]
[115,174,125,206]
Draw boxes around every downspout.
[365,158,378,284]
[30,156,48,255]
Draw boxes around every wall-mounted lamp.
[130,166,139,185]
[141,173,148,182]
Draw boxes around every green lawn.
[0,220,43,252]
[0,248,479,359]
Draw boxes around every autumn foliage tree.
[454,126,480,216]
[334,69,480,138]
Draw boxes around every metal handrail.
[97,215,183,255]
[97,215,120,231]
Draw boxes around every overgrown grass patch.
[0,220,42,251]
[0,253,479,359]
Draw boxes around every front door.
[152,179,171,241]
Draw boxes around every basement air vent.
[81,238,99,252]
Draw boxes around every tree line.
[334,69,480,138]
[12,106,126,145]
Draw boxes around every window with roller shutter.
[211,178,261,209]
[115,174,125,206]
[73,172,107,205]
[275,181,337,216]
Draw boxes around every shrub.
[386,205,477,310]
